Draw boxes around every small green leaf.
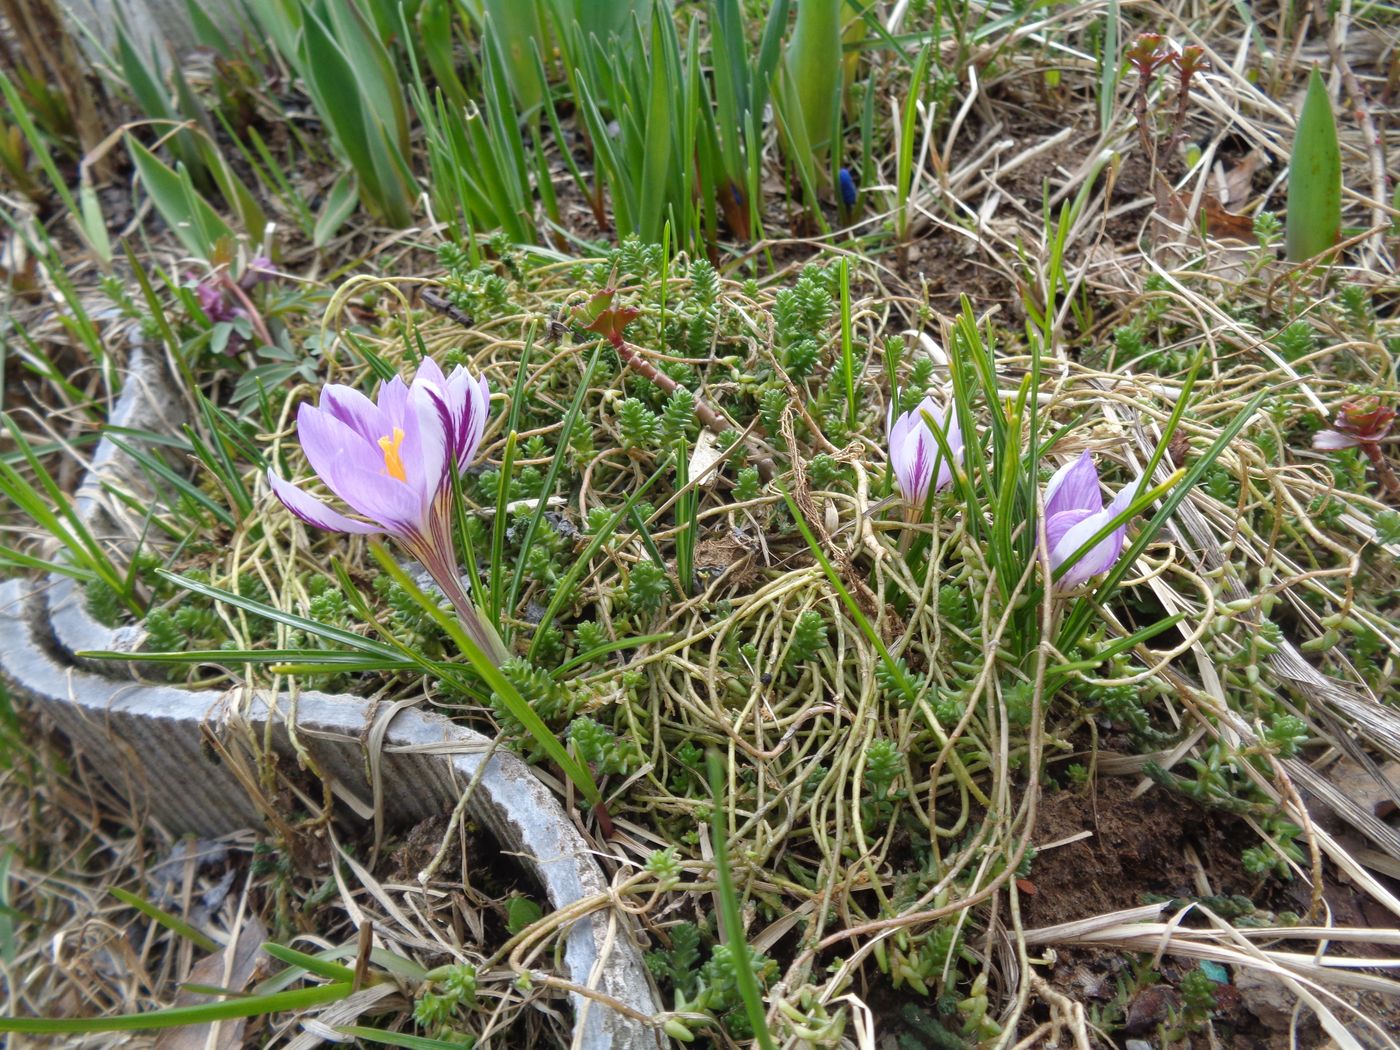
[506,895,543,935]
[314,172,360,247]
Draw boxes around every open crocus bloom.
[888,395,964,512]
[1044,451,1141,591]
[268,358,501,657]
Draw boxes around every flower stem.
[1362,442,1400,501]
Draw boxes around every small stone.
[1124,984,1178,1034]
[1235,968,1298,1031]
[1126,1040,1154,1050]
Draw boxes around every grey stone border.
[0,348,662,1049]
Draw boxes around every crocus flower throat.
[379,427,408,481]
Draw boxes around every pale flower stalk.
[267,358,504,660]
[1043,451,1142,591]
[887,394,964,519]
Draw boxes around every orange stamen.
[378,427,407,481]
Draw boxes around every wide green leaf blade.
[1285,67,1341,263]
[126,137,233,261]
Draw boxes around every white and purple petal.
[460,373,491,466]
[889,396,964,506]
[1050,513,1126,589]
[891,415,933,505]
[401,380,450,502]
[1044,451,1101,519]
[1313,429,1360,450]
[930,404,963,492]
[1045,506,1095,556]
[1048,476,1142,590]
[267,470,379,534]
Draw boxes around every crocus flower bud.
[1043,451,1142,591]
[887,394,963,514]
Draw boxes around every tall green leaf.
[298,0,415,226]
[637,7,675,241]
[479,1,548,113]
[1285,67,1341,263]
[783,0,842,157]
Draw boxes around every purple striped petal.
[411,361,492,472]
[890,413,933,505]
[267,469,379,534]
[460,373,491,466]
[889,396,965,506]
[1044,451,1101,518]
[321,384,385,446]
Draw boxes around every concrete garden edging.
[0,348,662,1050]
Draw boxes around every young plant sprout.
[267,358,504,659]
[1044,451,1143,591]
[887,395,963,518]
[1313,395,1394,450]
[1313,395,1399,498]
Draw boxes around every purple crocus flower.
[888,395,964,514]
[1043,451,1141,591]
[268,358,503,658]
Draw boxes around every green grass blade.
[528,460,669,666]
[368,547,602,807]
[156,570,405,660]
[707,750,777,1050]
[0,983,352,1033]
[109,887,219,953]
[561,633,670,676]
[506,343,601,620]
[261,943,356,982]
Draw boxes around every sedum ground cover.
[1,0,1399,1047]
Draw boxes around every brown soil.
[1024,775,1254,926]
[1020,775,1400,1047]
